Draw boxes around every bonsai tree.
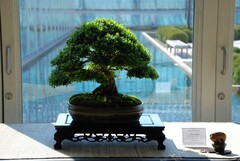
[49,18,159,107]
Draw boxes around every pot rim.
[68,101,143,109]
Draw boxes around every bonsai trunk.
[93,70,118,95]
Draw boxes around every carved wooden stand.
[53,113,165,150]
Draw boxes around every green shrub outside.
[233,25,240,88]
[234,25,240,40]
[168,30,188,43]
[156,25,192,43]
[176,26,193,42]
[234,47,240,53]
[156,26,179,43]
[182,28,193,42]
[234,28,239,40]
[233,47,240,85]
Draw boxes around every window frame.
[193,0,235,121]
[0,0,236,123]
[0,0,22,123]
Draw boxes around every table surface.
[0,116,240,160]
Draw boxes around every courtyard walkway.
[142,32,192,78]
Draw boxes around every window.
[0,0,235,123]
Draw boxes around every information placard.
[182,128,206,147]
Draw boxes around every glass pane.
[19,0,194,123]
[232,0,240,123]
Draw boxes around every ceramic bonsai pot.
[68,102,144,124]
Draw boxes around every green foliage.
[234,47,240,54]
[233,53,240,85]
[233,47,240,85]
[156,26,178,43]
[182,28,193,42]
[49,18,159,100]
[69,93,142,107]
[168,31,188,43]
[234,25,240,40]
[127,65,159,79]
[156,26,192,43]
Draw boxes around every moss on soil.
[69,93,142,107]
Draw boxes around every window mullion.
[215,0,235,122]
[0,0,22,123]
[193,0,218,121]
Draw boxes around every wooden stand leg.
[157,141,166,150]
[54,131,63,149]
[54,141,62,150]
[156,132,166,150]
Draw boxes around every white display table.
[0,119,239,160]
